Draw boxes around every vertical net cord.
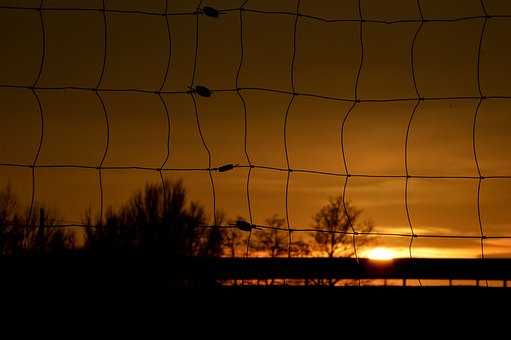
[190,0,217,226]
[474,0,489,286]
[404,0,424,287]
[237,1,254,257]
[284,0,301,258]
[341,0,365,264]
[96,0,109,226]
[158,0,172,212]
[28,0,46,233]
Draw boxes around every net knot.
[190,85,212,97]
[217,163,236,172]
[202,6,220,18]
[232,219,254,232]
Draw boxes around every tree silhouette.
[0,184,74,255]
[221,226,242,257]
[254,214,310,258]
[255,215,287,257]
[313,196,374,258]
[250,214,311,285]
[198,210,226,257]
[0,184,22,255]
[311,196,374,286]
[84,179,222,258]
[0,183,376,287]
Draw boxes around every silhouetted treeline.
[0,180,374,259]
[0,181,375,288]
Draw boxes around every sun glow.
[366,247,395,261]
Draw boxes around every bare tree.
[311,196,374,286]
[222,228,242,257]
[199,210,226,257]
[313,196,374,258]
[255,215,287,257]
[255,214,311,258]
[221,216,250,258]
[0,185,74,255]
[0,184,22,255]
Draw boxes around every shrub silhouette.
[84,179,221,257]
[0,184,74,256]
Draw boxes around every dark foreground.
[2,256,511,290]
[2,257,510,319]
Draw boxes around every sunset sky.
[1,0,511,258]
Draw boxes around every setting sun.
[366,247,396,261]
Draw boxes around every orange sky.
[1,0,511,257]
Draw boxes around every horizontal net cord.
[2,85,510,103]
[3,221,511,240]
[1,4,510,24]
[1,163,509,180]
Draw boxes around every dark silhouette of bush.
[83,179,222,258]
[0,184,74,256]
